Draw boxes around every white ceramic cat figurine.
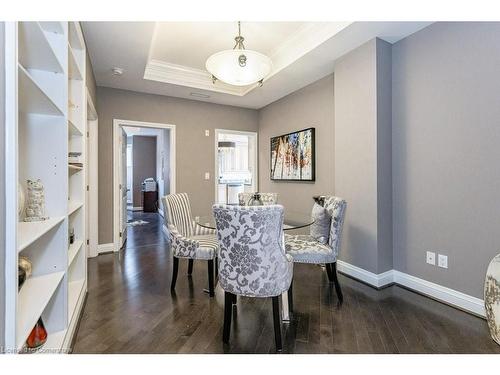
[24,179,49,222]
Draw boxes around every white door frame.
[214,129,258,204]
[86,88,99,257]
[113,119,176,252]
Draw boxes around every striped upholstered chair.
[238,192,278,206]
[285,196,347,302]
[162,193,218,296]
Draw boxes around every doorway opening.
[113,120,176,252]
[215,129,258,205]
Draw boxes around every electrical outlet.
[426,251,436,265]
[438,254,448,269]
[204,172,210,180]
[205,130,210,137]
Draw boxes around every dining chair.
[213,204,293,352]
[162,193,218,296]
[285,196,347,302]
[238,192,278,206]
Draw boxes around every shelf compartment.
[18,64,64,116]
[16,271,65,350]
[18,216,65,253]
[68,119,83,136]
[39,22,64,35]
[68,201,83,215]
[68,164,83,174]
[68,240,84,267]
[68,44,83,80]
[34,329,67,354]
[69,22,85,51]
[18,22,64,74]
[68,279,85,321]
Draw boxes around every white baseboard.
[337,260,485,318]
[127,206,143,212]
[393,270,485,317]
[97,243,115,254]
[337,260,394,288]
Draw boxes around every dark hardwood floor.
[72,211,500,354]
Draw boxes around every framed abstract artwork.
[270,127,315,181]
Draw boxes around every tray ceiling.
[82,21,432,109]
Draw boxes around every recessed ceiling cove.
[82,21,432,108]
[143,22,351,96]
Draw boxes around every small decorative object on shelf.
[69,227,75,245]
[24,179,49,222]
[485,253,500,346]
[18,266,26,291]
[18,182,25,220]
[247,192,263,206]
[26,318,48,351]
[18,256,32,279]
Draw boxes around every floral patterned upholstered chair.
[285,196,347,302]
[238,192,278,206]
[213,204,293,352]
[162,193,218,296]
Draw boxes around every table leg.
[281,292,290,322]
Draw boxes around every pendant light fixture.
[206,22,272,87]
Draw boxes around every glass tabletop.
[195,210,314,231]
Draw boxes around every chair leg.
[329,262,343,303]
[287,279,293,314]
[272,296,282,352]
[207,259,215,297]
[214,256,218,278]
[223,292,233,343]
[171,257,179,291]
[325,262,334,281]
[187,259,194,275]
[232,293,237,305]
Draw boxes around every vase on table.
[485,253,500,346]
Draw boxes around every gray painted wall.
[392,22,500,298]
[0,21,6,349]
[132,136,157,207]
[376,39,393,273]
[258,74,335,216]
[334,38,393,274]
[96,87,259,244]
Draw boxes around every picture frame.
[270,127,315,181]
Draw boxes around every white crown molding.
[266,22,351,80]
[144,60,255,96]
[337,260,485,317]
[143,22,352,96]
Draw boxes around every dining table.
[195,210,315,322]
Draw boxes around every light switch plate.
[438,254,448,269]
[204,172,210,180]
[426,251,435,265]
[205,130,210,137]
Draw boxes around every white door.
[119,128,128,248]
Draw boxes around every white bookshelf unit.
[3,22,88,353]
